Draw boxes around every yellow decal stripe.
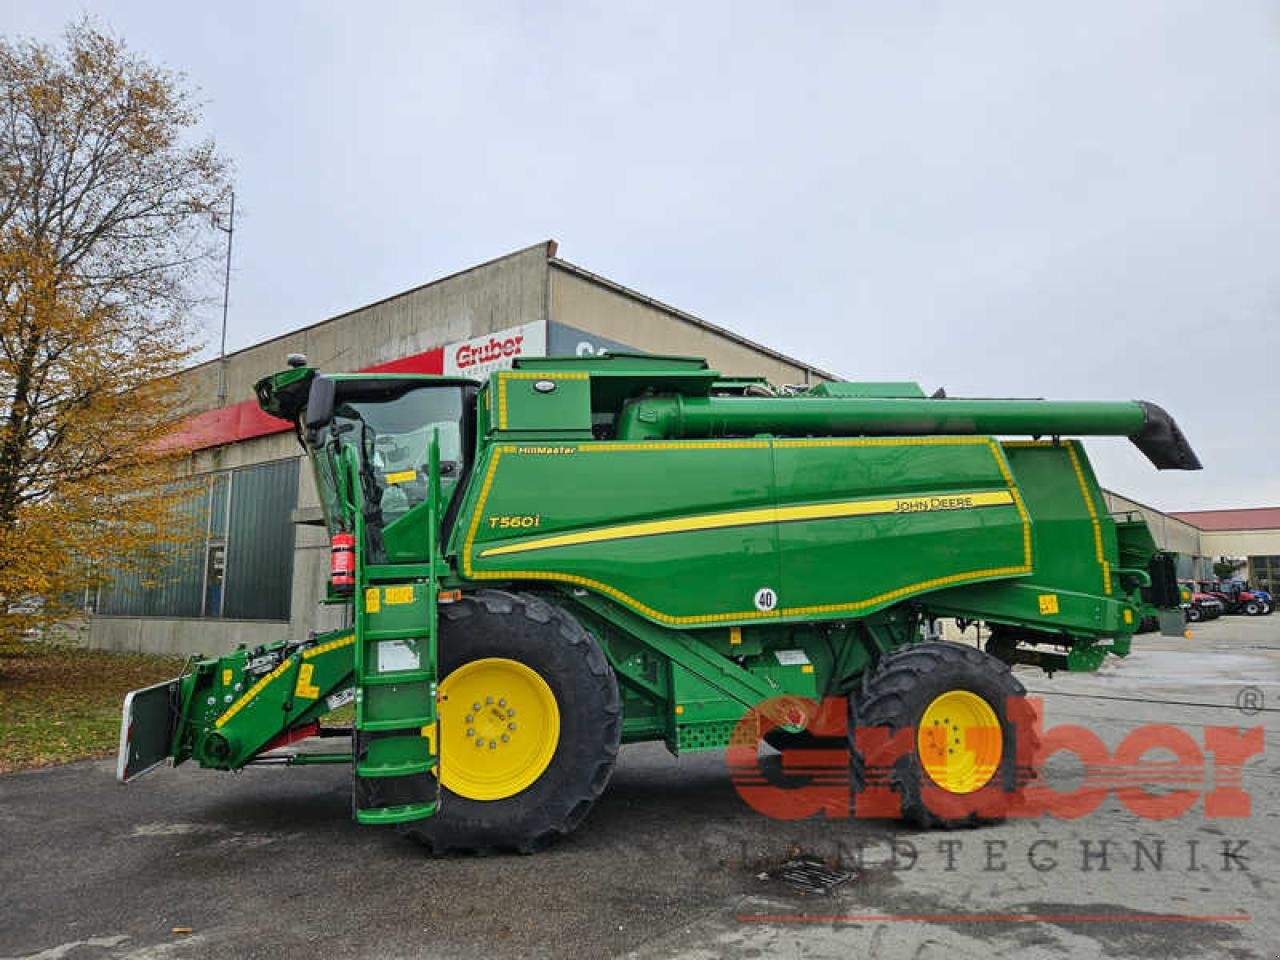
[463,564,1035,626]
[479,490,1016,558]
[302,634,355,660]
[990,441,1034,570]
[462,446,507,576]
[217,635,356,728]
[1065,441,1112,595]
[462,438,1036,626]
[215,660,294,728]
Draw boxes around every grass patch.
[322,702,354,728]
[0,636,184,773]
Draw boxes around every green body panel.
[455,441,779,624]
[143,353,1195,813]
[770,439,1029,618]
[926,442,1136,637]
[455,437,1031,627]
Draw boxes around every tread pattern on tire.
[402,590,621,855]
[853,641,1037,829]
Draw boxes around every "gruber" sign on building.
[444,321,546,378]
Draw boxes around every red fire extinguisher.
[330,532,355,593]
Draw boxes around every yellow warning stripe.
[479,490,1016,559]
[215,660,293,729]
[216,635,355,728]
[302,634,355,660]
[989,441,1034,570]
[1064,441,1112,595]
[462,446,507,577]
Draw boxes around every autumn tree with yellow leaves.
[0,21,231,638]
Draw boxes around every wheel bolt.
[486,696,494,705]
[507,708,515,717]
[508,722,517,731]
[488,740,497,749]
[465,714,473,723]
[466,728,475,737]
[473,702,481,711]
[475,738,484,747]
[501,734,509,743]
[498,699,507,707]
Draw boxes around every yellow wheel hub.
[917,689,1002,794]
[438,657,560,801]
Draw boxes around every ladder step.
[356,758,437,778]
[357,716,435,732]
[356,802,438,825]
[361,627,430,641]
[360,671,432,686]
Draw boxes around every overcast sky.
[6,2,1278,510]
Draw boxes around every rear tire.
[1186,605,1203,623]
[402,590,620,854]
[853,642,1035,828]
[1244,601,1262,616]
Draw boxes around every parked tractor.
[119,353,1198,851]
[1197,580,1271,616]
[1222,578,1274,614]
[1178,580,1226,622]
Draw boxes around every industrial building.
[1102,494,1280,593]
[83,241,1280,656]
[87,241,833,655]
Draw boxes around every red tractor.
[1197,580,1271,616]
[1178,580,1225,622]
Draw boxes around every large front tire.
[403,590,620,854]
[853,642,1034,828]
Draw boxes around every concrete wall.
[549,260,831,386]
[1199,529,1280,560]
[88,616,292,659]
[181,242,554,413]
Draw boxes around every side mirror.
[305,376,336,430]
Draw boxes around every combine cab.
[119,353,1199,850]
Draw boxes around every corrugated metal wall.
[222,457,299,620]
[96,458,299,621]
[96,488,207,618]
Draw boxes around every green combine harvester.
[118,352,1197,851]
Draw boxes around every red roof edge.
[1168,507,1280,532]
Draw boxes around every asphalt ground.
[1,615,1277,960]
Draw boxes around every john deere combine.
[118,353,1197,851]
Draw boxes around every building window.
[97,458,300,621]
[1249,555,1280,596]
